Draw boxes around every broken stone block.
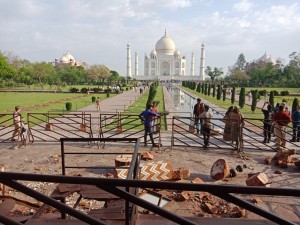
[172,167,190,180]
[264,157,272,165]
[141,151,154,160]
[246,172,269,186]
[180,191,190,200]
[203,203,218,214]
[192,177,204,184]
[115,155,132,167]
[232,206,246,217]
[210,159,230,180]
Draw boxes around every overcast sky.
[0,0,299,76]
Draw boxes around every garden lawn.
[0,92,111,125]
[181,86,264,120]
[122,86,166,130]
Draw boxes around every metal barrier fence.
[0,171,299,224]
[26,112,93,142]
[172,116,300,152]
[98,113,161,147]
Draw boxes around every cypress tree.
[269,91,275,109]
[239,87,246,108]
[292,98,299,113]
[201,83,204,94]
[196,83,200,92]
[251,90,258,112]
[208,83,211,96]
[231,87,235,104]
[212,84,216,97]
[204,83,208,95]
[217,85,221,100]
[222,89,226,101]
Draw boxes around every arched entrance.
[160,61,170,76]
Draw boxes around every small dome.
[174,50,181,57]
[64,51,75,62]
[60,56,68,63]
[150,50,157,58]
[155,32,175,55]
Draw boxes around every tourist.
[247,92,252,101]
[96,97,101,111]
[223,106,233,141]
[200,105,213,149]
[264,92,268,102]
[261,102,272,143]
[139,104,160,147]
[291,105,300,142]
[193,98,204,134]
[230,106,244,150]
[11,106,22,141]
[139,87,143,94]
[273,105,292,148]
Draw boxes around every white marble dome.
[155,32,175,55]
[60,51,75,63]
[150,49,157,58]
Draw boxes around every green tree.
[222,89,226,101]
[196,83,201,92]
[204,83,208,95]
[205,66,223,84]
[32,62,56,89]
[212,84,216,97]
[228,67,249,87]
[86,64,110,84]
[239,87,246,108]
[0,55,17,82]
[235,53,246,71]
[231,87,236,104]
[208,83,211,96]
[251,90,258,112]
[216,85,221,100]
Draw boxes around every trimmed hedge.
[66,102,72,111]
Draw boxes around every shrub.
[65,102,72,111]
[258,90,267,96]
[69,87,79,93]
[216,85,221,100]
[91,96,96,102]
[280,90,289,96]
[273,90,279,96]
[81,88,88,93]
[105,88,112,93]
[231,87,235,104]
[106,93,110,98]
[93,87,100,93]
[251,90,258,112]
[222,89,226,101]
[126,87,129,91]
[116,89,120,94]
[239,87,246,108]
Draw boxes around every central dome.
[155,32,175,55]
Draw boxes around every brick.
[246,172,269,186]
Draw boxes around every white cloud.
[233,0,253,12]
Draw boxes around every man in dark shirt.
[261,102,272,143]
[193,98,204,134]
[273,105,292,148]
[139,104,160,147]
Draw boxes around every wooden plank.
[79,185,120,201]
[136,215,278,225]
[0,199,15,215]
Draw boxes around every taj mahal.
[126,31,205,81]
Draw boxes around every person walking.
[11,106,22,141]
[273,104,292,148]
[230,106,244,150]
[139,104,160,147]
[291,104,300,142]
[96,97,101,111]
[200,105,213,149]
[262,102,272,143]
[193,98,204,134]
[223,106,233,141]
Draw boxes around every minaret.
[127,42,132,78]
[190,52,195,76]
[134,52,138,76]
[200,43,205,81]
